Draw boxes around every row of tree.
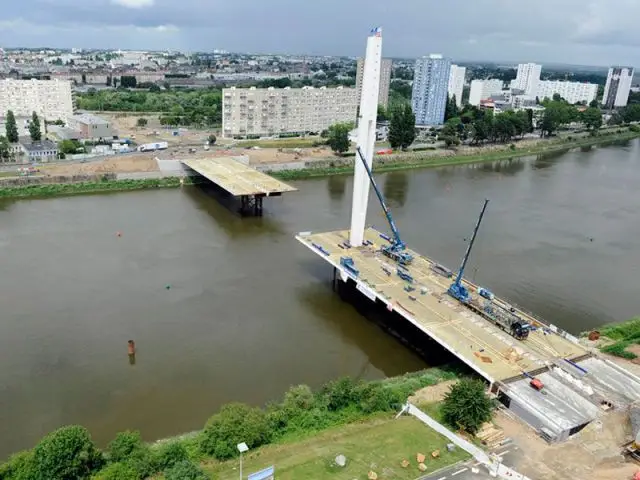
[0,111,43,160]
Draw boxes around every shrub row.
[0,368,457,479]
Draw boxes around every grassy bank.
[0,177,190,199]
[269,128,640,180]
[197,414,469,480]
[595,317,640,359]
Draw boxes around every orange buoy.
[127,340,136,355]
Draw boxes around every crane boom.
[448,199,489,302]
[355,147,412,265]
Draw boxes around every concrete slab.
[182,157,297,196]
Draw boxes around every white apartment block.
[603,66,634,108]
[222,86,358,138]
[356,58,392,108]
[469,79,504,106]
[536,80,598,105]
[513,63,542,95]
[448,65,466,107]
[0,79,74,121]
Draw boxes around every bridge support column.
[240,195,264,216]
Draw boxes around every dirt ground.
[494,408,638,480]
[40,154,160,175]
[408,380,457,405]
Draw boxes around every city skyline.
[1,0,639,67]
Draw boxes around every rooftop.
[21,139,58,152]
[72,113,109,125]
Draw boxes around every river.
[1,140,639,458]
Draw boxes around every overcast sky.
[0,0,638,67]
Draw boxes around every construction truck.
[478,301,531,340]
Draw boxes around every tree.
[207,134,217,145]
[107,431,143,463]
[582,106,603,132]
[444,95,459,121]
[92,462,139,480]
[31,425,103,479]
[200,403,271,460]
[388,104,416,150]
[377,104,388,122]
[326,122,352,154]
[6,110,18,143]
[58,139,84,155]
[155,441,188,471]
[120,76,137,88]
[106,76,112,87]
[81,73,87,84]
[136,117,148,127]
[163,460,207,480]
[29,112,41,142]
[0,135,9,159]
[493,114,516,143]
[442,379,494,434]
[589,99,599,108]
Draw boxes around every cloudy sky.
[0,0,638,66]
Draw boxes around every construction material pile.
[476,422,505,448]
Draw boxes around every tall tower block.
[349,27,383,247]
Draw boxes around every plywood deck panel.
[297,227,587,383]
[182,157,297,196]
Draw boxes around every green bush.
[356,383,403,413]
[200,403,270,460]
[630,124,640,133]
[125,446,157,479]
[163,460,207,480]
[30,425,103,480]
[322,377,359,411]
[107,431,143,463]
[0,450,35,480]
[91,462,138,480]
[601,317,640,341]
[442,379,494,435]
[155,441,188,471]
[283,384,316,413]
[601,341,637,359]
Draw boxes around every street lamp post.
[237,442,249,480]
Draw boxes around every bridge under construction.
[296,27,640,443]
[181,157,296,215]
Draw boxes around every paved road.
[420,444,521,480]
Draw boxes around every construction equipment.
[481,301,531,340]
[340,257,359,277]
[355,147,413,265]
[448,199,489,303]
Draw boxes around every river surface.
[1,140,639,458]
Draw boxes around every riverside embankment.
[267,127,640,180]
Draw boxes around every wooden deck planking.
[182,157,297,196]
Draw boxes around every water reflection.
[383,171,409,207]
[478,158,526,175]
[327,175,346,201]
[532,150,566,170]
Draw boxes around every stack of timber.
[476,422,505,448]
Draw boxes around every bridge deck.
[297,228,586,383]
[182,157,297,197]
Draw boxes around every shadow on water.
[383,171,409,207]
[298,276,470,370]
[182,185,286,239]
[327,175,347,201]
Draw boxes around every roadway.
[420,444,521,480]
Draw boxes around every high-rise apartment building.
[513,63,542,95]
[536,80,598,105]
[603,66,634,108]
[356,57,392,108]
[468,79,504,106]
[222,86,358,138]
[0,79,74,121]
[411,54,451,126]
[448,65,466,107]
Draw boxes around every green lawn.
[201,414,469,480]
[237,137,322,149]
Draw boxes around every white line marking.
[437,477,447,480]
[452,468,468,476]
[497,449,510,457]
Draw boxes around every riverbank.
[269,128,640,180]
[0,368,465,479]
[584,316,640,359]
[0,177,190,199]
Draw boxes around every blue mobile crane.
[448,199,489,303]
[355,147,413,265]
